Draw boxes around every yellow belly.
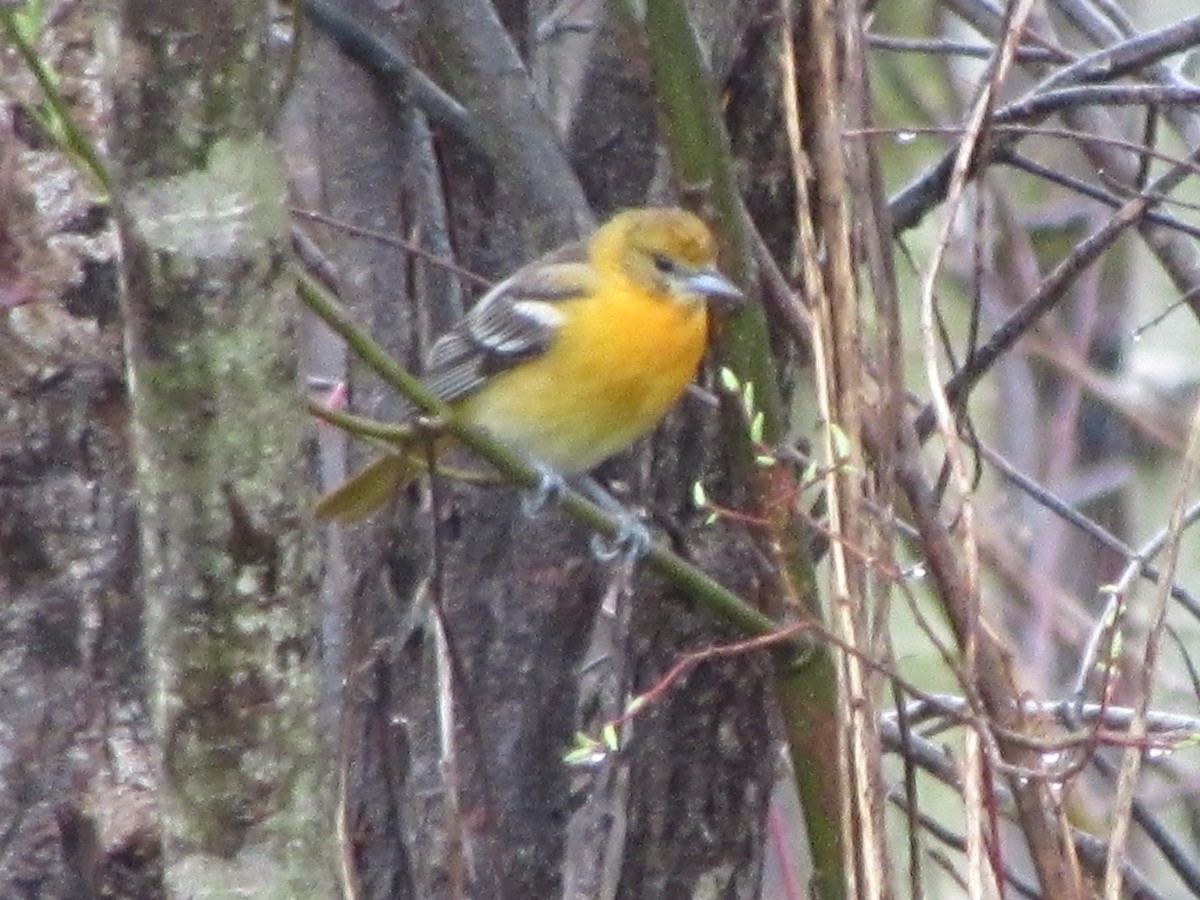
[459,293,708,473]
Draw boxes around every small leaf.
[563,740,606,766]
[750,411,765,443]
[1109,632,1124,659]
[718,367,740,392]
[691,481,708,508]
[601,723,619,751]
[562,732,600,765]
[829,422,852,460]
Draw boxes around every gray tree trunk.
[107,1,342,896]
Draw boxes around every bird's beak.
[685,268,745,309]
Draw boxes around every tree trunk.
[0,5,160,896]
[106,1,342,896]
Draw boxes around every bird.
[316,206,744,522]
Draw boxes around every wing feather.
[421,245,595,406]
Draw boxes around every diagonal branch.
[914,142,1200,440]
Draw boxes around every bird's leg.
[576,476,653,566]
[520,461,567,517]
[518,465,651,566]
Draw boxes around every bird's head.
[592,208,745,311]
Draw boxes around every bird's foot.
[578,476,654,568]
[589,515,653,568]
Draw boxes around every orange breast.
[459,285,708,472]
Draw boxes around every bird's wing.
[422,244,596,405]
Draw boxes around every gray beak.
[684,268,745,309]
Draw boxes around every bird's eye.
[651,254,676,275]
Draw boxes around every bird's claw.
[589,515,653,567]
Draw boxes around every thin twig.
[867,32,1063,63]
[1104,397,1200,898]
[914,141,1200,441]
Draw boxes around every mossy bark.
[108,2,341,897]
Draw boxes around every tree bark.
[0,6,160,896]
[107,1,342,896]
